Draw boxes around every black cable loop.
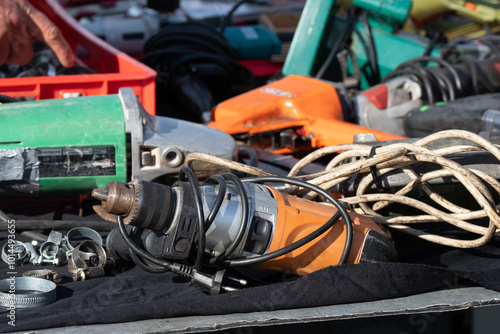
[201,175,227,229]
[143,22,239,58]
[224,176,354,267]
[141,21,254,111]
[179,166,206,269]
[129,250,170,274]
[384,66,436,103]
[424,68,454,101]
[209,174,250,263]
[399,57,463,96]
[457,58,479,95]
[145,35,232,58]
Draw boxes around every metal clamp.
[0,277,56,308]
[1,241,29,265]
[62,227,103,256]
[22,269,62,284]
[67,240,107,281]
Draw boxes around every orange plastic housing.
[210,75,404,153]
[258,186,396,276]
[0,0,156,115]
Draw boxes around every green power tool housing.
[0,89,236,195]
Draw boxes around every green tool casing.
[0,95,127,195]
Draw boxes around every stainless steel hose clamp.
[1,241,29,265]
[62,227,103,256]
[0,277,56,308]
[22,269,62,284]
[67,240,107,281]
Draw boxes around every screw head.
[73,269,86,281]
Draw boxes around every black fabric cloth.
[1,215,500,333]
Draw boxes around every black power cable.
[219,0,250,35]
[178,166,207,269]
[202,175,227,229]
[382,36,500,105]
[315,10,356,80]
[141,21,254,123]
[117,215,174,270]
[361,12,380,85]
[209,173,249,263]
[130,250,169,274]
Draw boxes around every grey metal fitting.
[24,242,40,264]
[1,240,29,265]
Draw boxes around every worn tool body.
[93,170,397,291]
[210,52,500,153]
[209,75,405,154]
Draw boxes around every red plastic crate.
[0,0,156,115]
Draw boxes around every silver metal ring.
[63,227,103,254]
[1,241,29,265]
[0,277,56,308]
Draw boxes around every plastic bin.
[0,0,156,115]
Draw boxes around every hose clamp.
[22,269,62,284]
[62,227,103,256]
[0,277,56,308]
[67,240,107,281]
[1,241,29,265]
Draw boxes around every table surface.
[19,286,500,334]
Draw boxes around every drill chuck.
[92,179,175,231]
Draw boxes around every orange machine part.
[209,75,405,151]
[257,186,394,276]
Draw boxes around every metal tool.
[209,75,405,154]
[22,269,62,284]
[0,277,57,308]
[39,231,65,266]
[92,167,397,293]
[403,93,500,137]
[67,240,109,281]
[1,241,29,266]
[62,226,103,256]
[210,50,500,153]
[0,88,236,195]
[282,0,437,89]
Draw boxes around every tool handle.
[404,93,500,137]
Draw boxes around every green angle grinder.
[0,88,236,195]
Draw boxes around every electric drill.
[92,168,397,292]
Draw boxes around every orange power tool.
[92,168,397,293]
[209,75,405,155]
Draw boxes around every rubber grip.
[404,93,500,137]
